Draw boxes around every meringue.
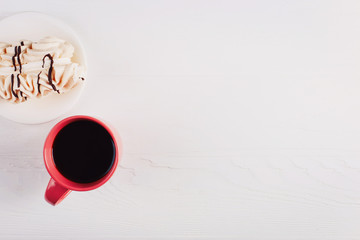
[0,37,86,103]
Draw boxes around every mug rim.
[43,115,120,191]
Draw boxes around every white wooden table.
[1,0,360,239]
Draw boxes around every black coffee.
[52,119,115,183]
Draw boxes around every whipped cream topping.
[0,37,86,103]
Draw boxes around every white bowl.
[0,12,87,124]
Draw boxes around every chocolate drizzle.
[20,41,24,46]
[37,72,41,94]
[17,46,22,73]
[16,74,25,99]
[11,45,23,73]
[10,74,18,98]
[81,77,85,81]
[12,47,17,71]
[10,46,24,99]
[42,54,58,92]
[16,74,20,87]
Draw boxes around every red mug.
[43,115,121,206]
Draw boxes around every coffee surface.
[52,120,115,183]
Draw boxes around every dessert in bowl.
[0,12,87,124]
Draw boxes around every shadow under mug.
[43,115,121,206]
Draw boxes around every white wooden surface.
[1,0,360,239]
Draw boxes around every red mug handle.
[45,178,71,206]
